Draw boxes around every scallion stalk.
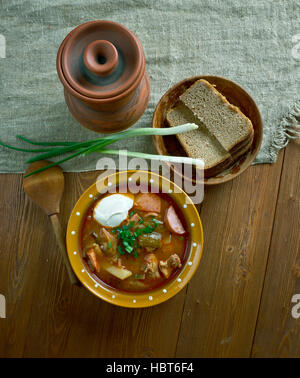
[25,138,114,163]
[0,140,53,153]
[0,123,199,177]
[23,141,105,178]
[21,124,196,163]
[96,148,204,167]
[16,135,75,147]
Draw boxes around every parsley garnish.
[113,217,159,258]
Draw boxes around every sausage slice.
[164,205,185,235]
[134,193,161,213]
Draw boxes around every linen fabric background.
[0,0,299,172]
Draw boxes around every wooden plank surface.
[0,171,187,358]
[175,152,285,357]
[251,141,300,357]
[0,144,298,357]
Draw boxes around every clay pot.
[57,20,150,133]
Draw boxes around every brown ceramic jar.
[57,20,150,133]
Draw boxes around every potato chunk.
[102,261,132,280]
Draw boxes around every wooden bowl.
[152,76,263,185]
[66,170,204,308]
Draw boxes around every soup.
[80,188,189,292]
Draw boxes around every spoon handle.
[50,214,80,285]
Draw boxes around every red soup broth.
[80,185,190,293]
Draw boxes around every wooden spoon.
[24,161,79,285]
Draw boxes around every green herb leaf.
[125,246,133,253]
[142,225,155,234]
[135,273,145,280]
[117,245,125,255]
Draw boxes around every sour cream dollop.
[93,194,134,228]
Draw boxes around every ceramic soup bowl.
[66,170,203,308]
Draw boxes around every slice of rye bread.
[180,79,254,152]
[166,103,231,170]
[166,103,254,178]
[207,131,253,177]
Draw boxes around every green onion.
[115,215,162,258]
[134,229,143,237]
[152,217,163,225]
[107,241,112,249]
[117,245,125,255]
[142,225,155,233]
[96,148,203,167]
[16,135,75,147]
[125,245,133,253]
[135,273,145,280]
[26,123,198,163]
[25,138,113,163]
[0,140,53,153]
[23,143,100,178]
[24,149,87,178]
[0,123,199,177]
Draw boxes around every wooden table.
[0,141,299,358]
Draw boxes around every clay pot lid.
[58,20,144,100]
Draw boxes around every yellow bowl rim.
[66,170,204,308]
